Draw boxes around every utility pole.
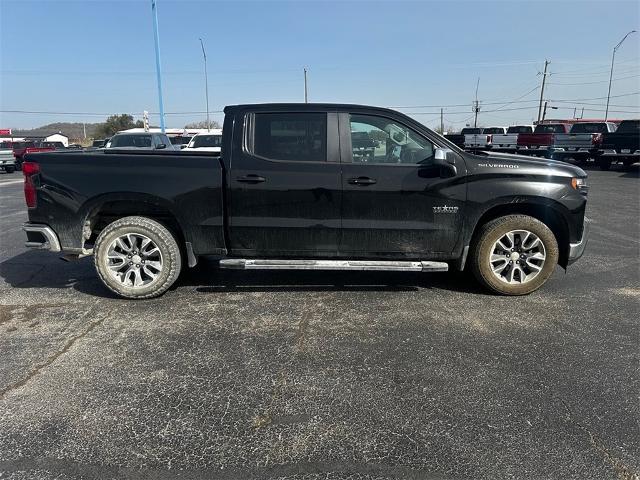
[541,101,558,123]
[151,0,166,132]
[303,67,308,103]
[199,38,210,131]
[537,60,550,124]
[605,30,636,121]
[83,123,86,140]
[440,108,444,134]
[473,77,480,128]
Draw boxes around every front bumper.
[23,223,61,252]
[568,217,590,265]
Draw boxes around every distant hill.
[12,122,102,141]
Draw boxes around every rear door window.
[251,112,327,162]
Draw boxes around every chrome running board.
[219,259,449,272]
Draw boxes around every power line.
[548,73,640,86]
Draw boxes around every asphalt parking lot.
[0,166,638,480]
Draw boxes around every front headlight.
[571,177,589,194]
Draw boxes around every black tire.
[6,166,15,174]
[470,215,559,296]
[94,216,182,299]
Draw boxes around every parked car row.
[0,140,68,172]
[93,129,223,153]
[444,120,639,170]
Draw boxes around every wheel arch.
[468,198,571,268]
[80,193,188,249]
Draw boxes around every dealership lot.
[0,168,638,479]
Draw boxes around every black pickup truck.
[22,103,589,299]
[595,119,640,170]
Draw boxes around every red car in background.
[11,141,61,169]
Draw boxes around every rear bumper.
[22,223,61,252]
[568,217,590,265]
[0,161,16,171]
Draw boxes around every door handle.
[348,176,377,186]
[237,174,266,184]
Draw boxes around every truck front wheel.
[94,216,182,299]
[470,215,559,295]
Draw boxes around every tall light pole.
[303,67,308,103]
[151,0,166,132]
[199,38,210,131]
[605,30,636,121]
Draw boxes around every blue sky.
[1,0,639,130]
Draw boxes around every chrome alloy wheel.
[489,230,546,285]
[105,233,163,288]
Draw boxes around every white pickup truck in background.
[491,125,534,152]
[0,141,17,174]
[464,127,506,150]
[552,122,618,162]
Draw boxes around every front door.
[228,111,341,257]
[339,112,466,258]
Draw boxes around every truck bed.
[24,149,226,255]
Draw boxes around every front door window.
[349,114,435,165]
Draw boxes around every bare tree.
[184,120,221,129]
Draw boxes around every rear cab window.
[534,124,566,134]
[461,128,482,135]
[191,134,222,148]
[616,120,640,134]
[507,126,533,134]
[249,112,327,162]
[569,123,609,134]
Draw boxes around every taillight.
[23,161,40,208]
[592,133,603,145]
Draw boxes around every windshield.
[483,128,504,134]
[616,120,640,133]
[191,134,222,148]
[461,128,482,134]
[569,123,610,134]
[534,124,566,133]
[507,126,533,134]
[109,134,152,148]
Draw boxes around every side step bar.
[219,259,448,272]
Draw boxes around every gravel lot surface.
[0,166,638,480]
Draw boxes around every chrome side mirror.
[434,148,457,176]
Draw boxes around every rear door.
[338,112,466,258]
[228,110,341,256]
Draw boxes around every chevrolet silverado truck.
[21,103,589,299]
[517,123,571,157]
[552,122,617,163]
[12,141,57,169]
[465,127,507,150]
[595,119,640,170]
[491,125,534,152]
[0,142,17,173]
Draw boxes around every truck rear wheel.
[470,215,558,295]
[94,216,182,299]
